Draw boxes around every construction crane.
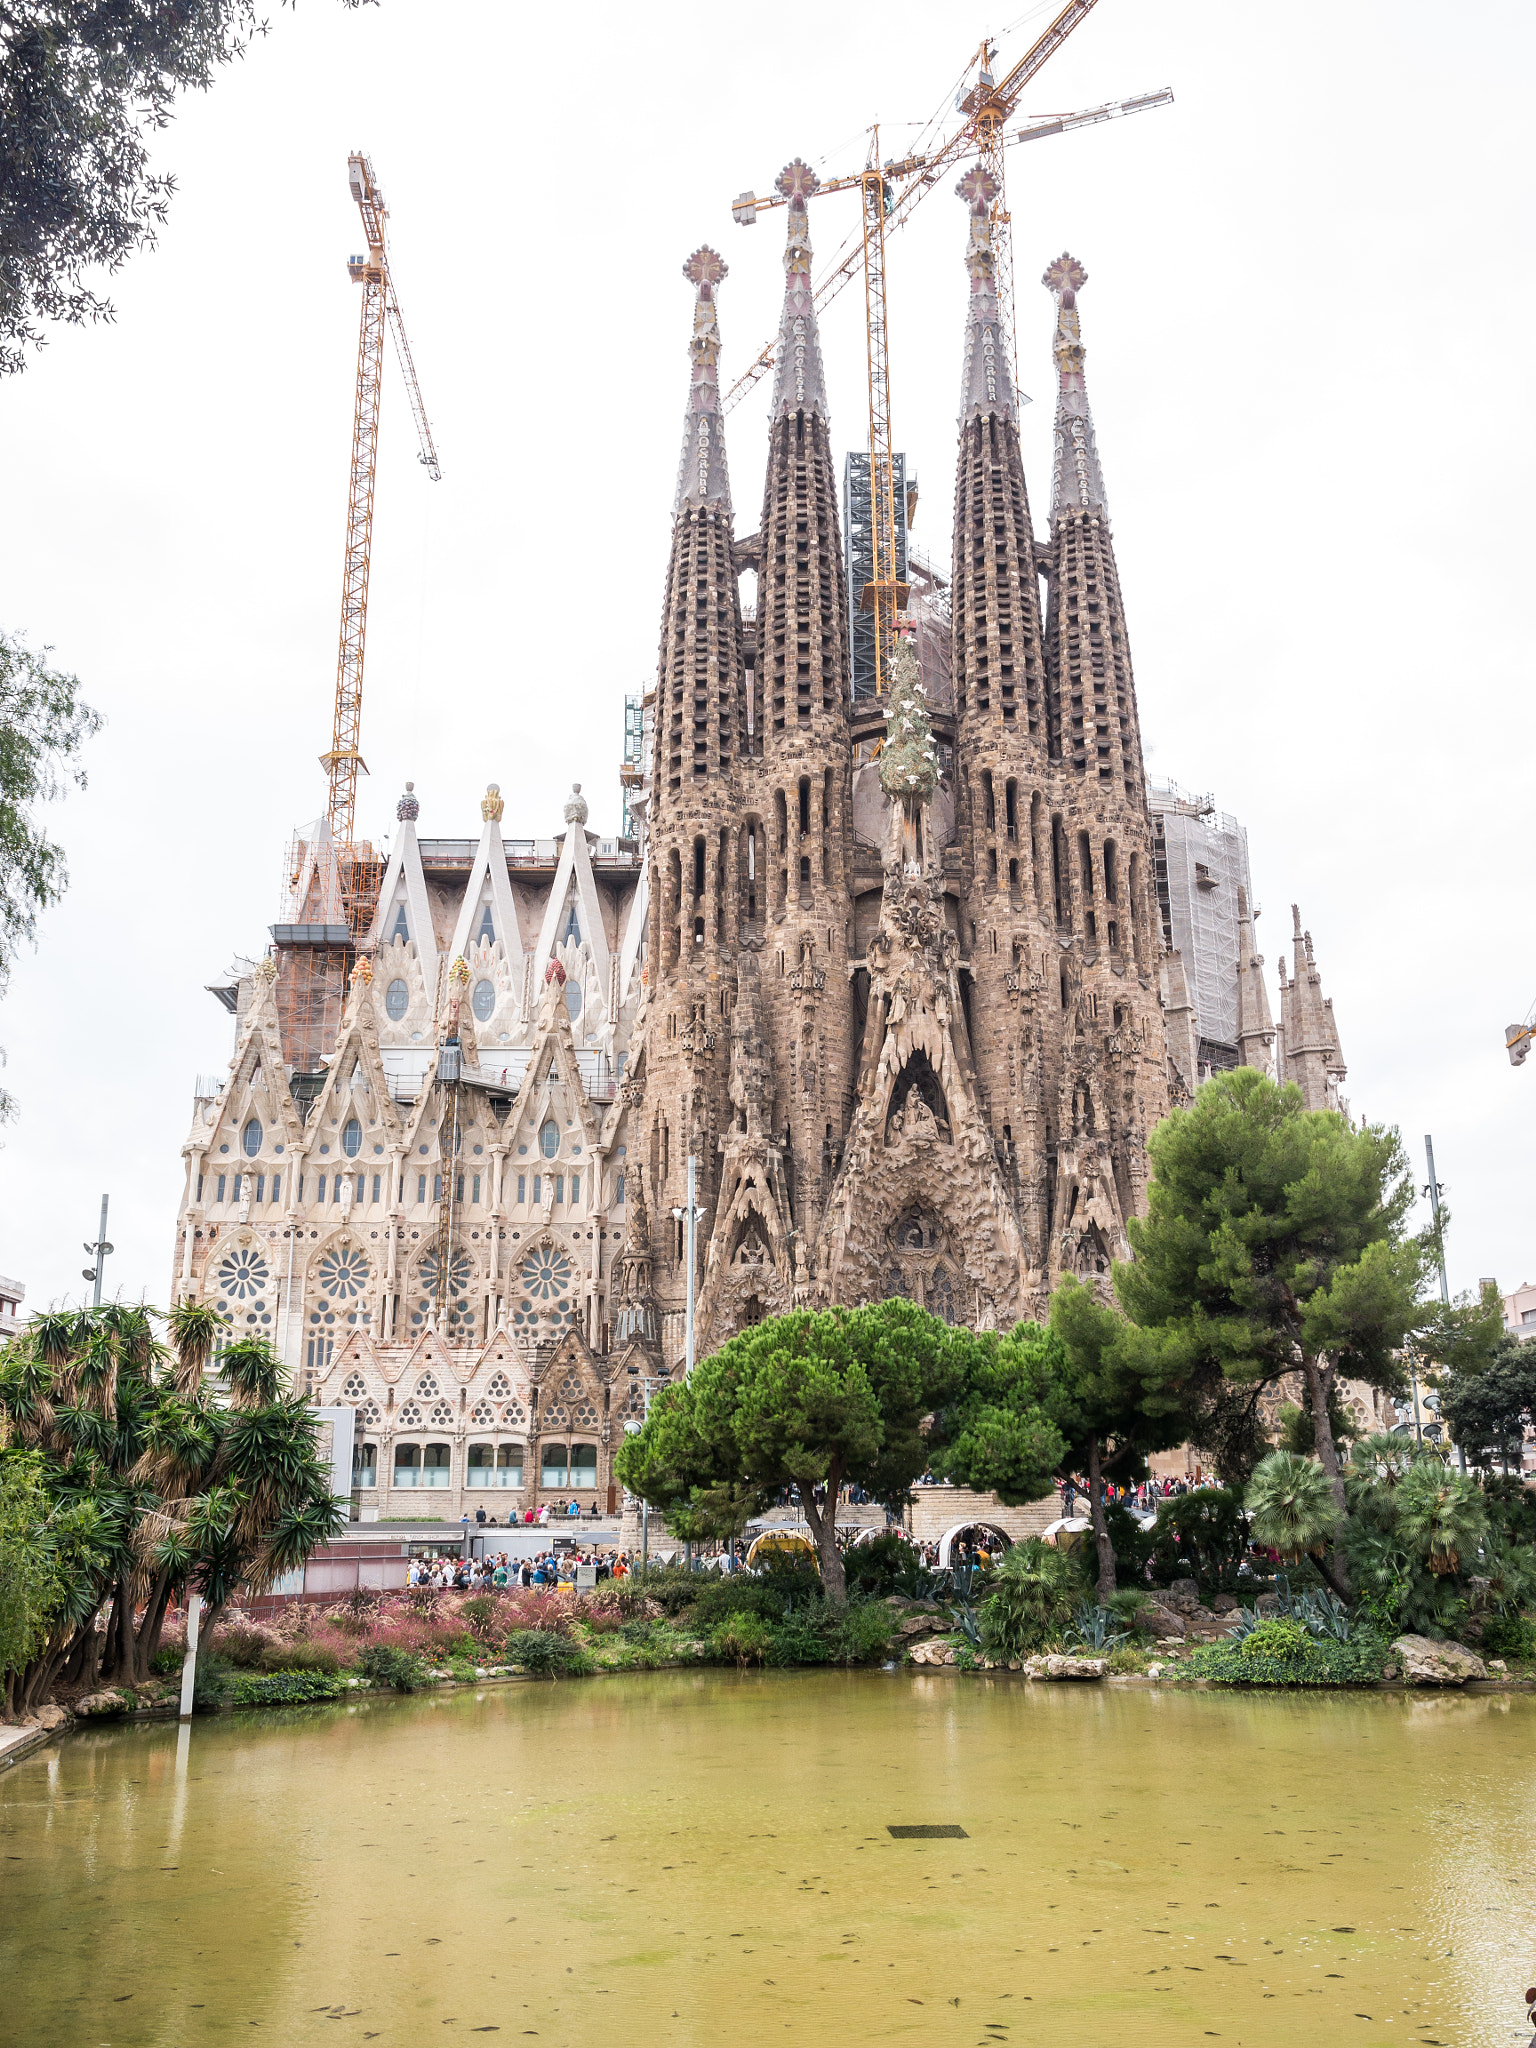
[1506,1000,1536,1066]
[730,0,1171,697]
[326,151,442,939]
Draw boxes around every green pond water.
[2,1673,1533,2047]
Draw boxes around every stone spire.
[1043,252,1108,518]
[955,164,1019,424]
[948,164,1047,756]
[741,156,854,1253]
[769,159,828,421]
[1039,254,1142,796]
[1234,886,1276,1075]
[1277,904,1347,1113]
[673,247,732,515]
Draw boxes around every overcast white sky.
[2,0,1532,1313]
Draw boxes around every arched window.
[242,1118,262,1158]
[541,1444,568,1488]
[393,1443,422,1486]
[540,1121,560,1159]
[352,1441,377,1487]
[476,903,495,944]
[342,1118,362,1158]
[565,980,582,1021]
[472,979,496,1021]
[422,1443,452,1488]
[570,1444,597,1490]
[385,978,409,1021]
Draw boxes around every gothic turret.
[1277,905,1347,1113]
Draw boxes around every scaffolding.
[620,692,650,840]
[1148,782,1251,1061]
[843,451,911,701]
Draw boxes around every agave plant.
[1064,1601,1130,1653]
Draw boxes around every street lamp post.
[670,1155,707,1569]
[624,1367,666,1572]
[81,1194,113,1307]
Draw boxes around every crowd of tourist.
[406,1549,638,1592]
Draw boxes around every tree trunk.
[130,1574,175,1684]
[798,1469,847,1605]
[1087,1438,1117,1605]
[1303,1353,1352,1598]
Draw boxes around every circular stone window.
[218,1247,269,1301]
[385,978,409,1022]
[520,1243,572,1301]
[317,1246,370,1299]
[342,1117,362,1157]
[540,1120,559,1159]
[472,978,496,1022]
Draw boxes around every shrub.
[765,1611,834,1667]
[688,1578,794,1629]
[326,1587,383,1634]
[979,1540,1082,1658]
[1105,1588,1155,1636]
[1482,1475,1536,1549]
[1064,1602,1130,1653]
[212,1622,281,1669]
[255,1639,339,1675]
[1152,1486,1251,1590]
[1480,1612,1536,1661]
[827,1599,895,1665]
[457,1595,501,1643]
[230,1669,347,1708]
[355,1644,429,1693]
[843,1533,924,1599]
[151,1640,186,1676]
[1104,1502,1155,1587]
[504,1630,594,1679]
[709,1613,776,1667]
[1186,1624,1387,1687]
[404,1584,444,1619]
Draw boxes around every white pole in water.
[178,1593,203,1720]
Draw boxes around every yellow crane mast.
[730,0,1171,696]
[326,151,442,939]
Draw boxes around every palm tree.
[1245,1450,1348,1601]
[1,1307,345,1717]
[1393,1462,1487,1577]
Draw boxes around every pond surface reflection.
[3,1672,1532,2045]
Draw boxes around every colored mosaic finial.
[1042,251,1108,517]
[879,634,938,806]
[955,164,1017,424]
[770,159,829,420]
[674,247,732,514]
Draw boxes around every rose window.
[429,1401,454,1427]
[358,1400,382,1428]
[521,1245,573,1302]
[218,1248,270,1302]
[318,1246,370,1300]
[415,1373,440,1398]
[470,1401,496,1426]
[342,1372,368,1400]
[501,1399,527,1425]
[486,1372,512,1399]
[397,1401,422,1427]
[411,1249,477,1337]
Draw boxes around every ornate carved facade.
[173,160,1348,1513]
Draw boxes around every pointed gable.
[532,789,611,990]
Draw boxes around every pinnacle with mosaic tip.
[682,246,727,289]
[775,158,819,205]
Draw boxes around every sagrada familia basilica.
[172,164,1352,1515]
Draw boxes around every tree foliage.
[1439,1334,1536,1474]
[0,1,370,375]
[614,1299,969,1602]
[0,628,100,1116]
[0,1304,346,1716]
[1116,1069,1426,1585]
